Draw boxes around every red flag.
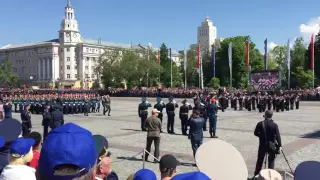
[245,40,250,71]
[157,51,160,64]
[197,43,200,71]
[311,33,314,71]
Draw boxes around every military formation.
[6,93,101,115]
[216,90,301,113]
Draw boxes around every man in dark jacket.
[42,105,51,139]
[3,100,12,119]
[253,110,282,177]
[0,118,22,174]
[50,106,64,130]
[188,110,205,157]
[21,104,32,137]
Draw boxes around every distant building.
[197,17,217,53]
[0,0,181,88]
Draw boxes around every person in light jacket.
[0,137,36,180]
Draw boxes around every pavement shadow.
[301,130,320,139]
[117,156,142,162]
[121,128,142,132]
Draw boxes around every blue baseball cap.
[38,123,97,180]
[171,172,211,180]
[133,169,157,180]
[0,118,22,142]
[0,136,4,148]
[9,137,35,158]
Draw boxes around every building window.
[91,66,94,70]
[86,48,89,52]
[67,48,70,52]
[74,65,77,70]
[86,57,89,61]
[85,74,89,78]
[91,74,95,78]
[67,74,70,79]
[75,74,78,78]
[85,66,88,70]
[67,57,70,61]
[67,65,70,70]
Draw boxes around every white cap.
[258,169,282,180]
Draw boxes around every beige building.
[0,0,181,88]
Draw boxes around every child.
[27,132,42,169]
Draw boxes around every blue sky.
[0,0,320,52]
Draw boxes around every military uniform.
[207,99,218,138]
[179,99,191,135]
[21,108,32,137]
[166,97,178,134]
[154,97,165,123]
[138,97,151,131]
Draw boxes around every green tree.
[215,36,263,87]
[269,45,288,86]
[306,32,320,85]
[208,77,220,88]
[292,66,313,88]
[159,43,181,87]
[0,60,19,87]
[291,37,307,87]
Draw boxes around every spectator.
[0,137,36,180]
[26,132,42,169]
[0,100,4,120]
[133,169,157,180]
[93,135,118,180]
[253,110,282,177]
[159,154,180,180]
[143,109,162,162]
[257,169,282,180]
[171,172,210,180]
[37,123,97,180]
[3,100,12,119]
[0,118,22,174]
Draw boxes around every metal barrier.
[284,171,294,180]
[142,149,160,168]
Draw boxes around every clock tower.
[59,0,81,81]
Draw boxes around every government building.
[0,0,181,88]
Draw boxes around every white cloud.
[268,42,277,50]
[299,17,320,41]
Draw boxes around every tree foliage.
[0,60,19,86]
[98,48,161,89]
[291,37,308,87]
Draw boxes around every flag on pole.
[169,48,172,62]
[311,33,314,71]
[245,40,250,71]
[157,51,160,64]
[184,48,187,71]
[228,43,232,67]
[264,38,267,70]
[197,43,201,72]
[287,39,291,70]
[212,45,215,77]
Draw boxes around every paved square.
[11,98,320,179]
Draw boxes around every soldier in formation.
[138,97,152,131]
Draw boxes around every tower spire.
[67,0,71,7]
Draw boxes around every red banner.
[245,41,250,71]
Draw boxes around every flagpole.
[170,48,172,87]
[197,43,201,89]
[158,50,161,84]
[228,43,232,88]
[288,42,290,89]
[311,33,315,88]
[184,48,187,90]
[201,53,204,89]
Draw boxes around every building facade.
[0,0,181,88]
[197,17,217,53]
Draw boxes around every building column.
[42,58,46,80]
[88,57,92,80]
[47,57,50,79]
[52,57,55,81]
[38,59,41,80]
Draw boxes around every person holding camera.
[253,110,282,177]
